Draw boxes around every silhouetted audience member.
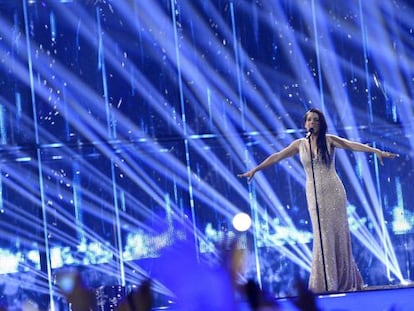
[293,278,320,311]
[117,279,153,311]
[56,268,96,311]
[243,279,281,311]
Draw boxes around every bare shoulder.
[326,134,350,148]
[326,134,340,149]
[278,138,302,155]
[288,138,303,152]
[292,138,304,147]
[293,138,304,144]
[326,134,340,141]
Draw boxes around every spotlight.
[232,212,252,232]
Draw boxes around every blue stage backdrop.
[0,0,412,309]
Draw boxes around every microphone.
[305,128,314,139]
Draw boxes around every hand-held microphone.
[305,128,314,139]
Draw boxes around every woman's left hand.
[376,150,399,165]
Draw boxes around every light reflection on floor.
[148,285,414,311]
[277,285,414,311]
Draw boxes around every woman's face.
[304,112,320,134]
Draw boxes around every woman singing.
[238,108,398,293]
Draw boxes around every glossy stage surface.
[149,284,414,311]
[277,285,414,311]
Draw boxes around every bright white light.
[232,212,252,232]
[0,249,20,274]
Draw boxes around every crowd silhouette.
[57,239,321,311]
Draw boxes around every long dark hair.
[304,108,331,167]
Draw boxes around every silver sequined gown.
[299,138,363,293]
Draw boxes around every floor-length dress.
[299,138,364,293]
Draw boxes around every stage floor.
[277,285,414,311]
[150,284,414,311]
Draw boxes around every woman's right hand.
[237,169,256,182]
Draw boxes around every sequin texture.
[299,138,364,293]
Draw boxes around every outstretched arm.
[328,134,398,165]
[238,139,301,182]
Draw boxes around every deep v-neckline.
[307,140,318,160]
